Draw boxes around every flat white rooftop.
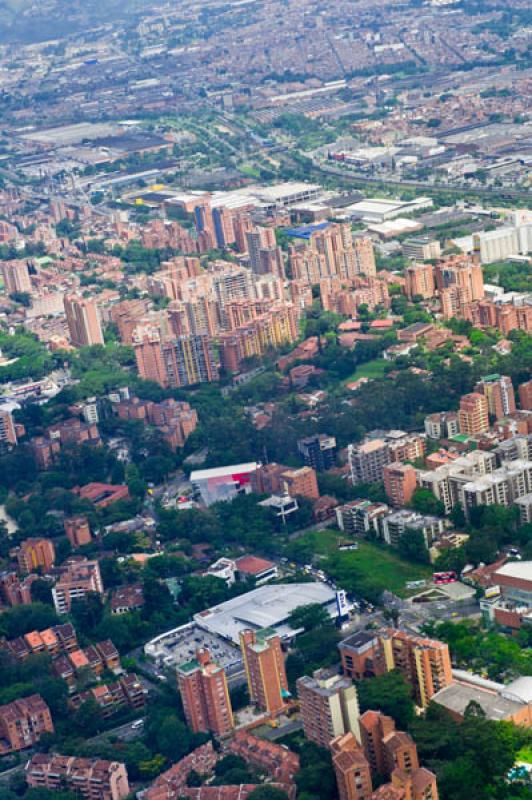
[191,462,258,482]
[494,561,532,582]
[194,582,337,644]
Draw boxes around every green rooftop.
[177,659,200,673]
[482,373,501,382]
[256,626,276,642]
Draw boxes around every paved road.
[260,720,303,741]
[314,160,532,201]
[88,718,145,744]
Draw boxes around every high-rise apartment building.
[64,295,104,347]
[132,326,168,385]
[519,380,532,411]
[282,466,320,500]
[383,463,417,507]
[289,225,376,285]
[1,260,32,295]
[297,668,361,749]
[434,255,484,300]
[359,710,396,776]
[332,715,439,800]
[0,409,17,449]
[380,629,452,707]
[240,628,288,716]
[177,648,234,737]
[424,411,459,440]
[26,754,130,800]
[475,374,516,420]
[193,197,216,251]
[338,631,387,681]
[298,434,337,471]
[219,304,298,373]
[0,695,54,752]
[348,440,391,485]
[458,392,489,435]
[16,538,55,574]
[246,226,285,278]
[404,263,435,300]
[133,327,218,388]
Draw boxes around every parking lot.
[146,623,242,672]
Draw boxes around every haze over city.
[0,2,530,800]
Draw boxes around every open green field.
[517,746,532,764]
[292,529,432,599]
[345,358,388,384]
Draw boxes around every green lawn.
[292,529,432,599]
[345,359,388,384]
[517,746,532,764]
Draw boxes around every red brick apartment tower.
[240,628,288,716]
[518,380,532,411]
[64,295,104,347]
[458,392,489,435]
[475,374,516,419]
[177,648,234,736]
[383,463,417,507]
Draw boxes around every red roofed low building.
[71,673,145,718]
[143,736,298,800]
[25,753,130,800]
[235,555,278,585]
[110,583,145,615]
[75,483,130,508]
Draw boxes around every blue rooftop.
[285,221,331,239]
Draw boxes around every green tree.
[288,603,332,632]
[410,487,445,517]
[357,671,415,730]
[73,696,104,736]
[398,529,430,564]
[247,788,290,800]
[70,592,104,636]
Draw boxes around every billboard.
[336,589,349,617]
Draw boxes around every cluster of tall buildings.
[339,628,452,708]
[295,656,440,799]
[177,627,289,737]
[130,256,301,382]
[320,274,390,317]
[419,441,532,521]
[332,715,438,800]
[404,253,532,334]
[404,254,484,315]
[112,395,198,450]
[288,224,376,285]
[348,430,426,487]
